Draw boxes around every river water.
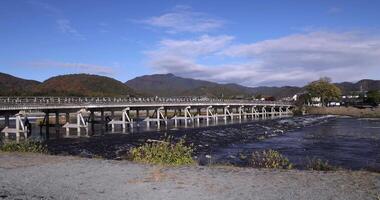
[2,115,380,170]
[211,117,380,170]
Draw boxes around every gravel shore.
[0,153,379,200]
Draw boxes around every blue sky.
[1,0,380,86]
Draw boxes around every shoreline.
[306,106,380,118]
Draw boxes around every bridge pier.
[1,114,28,142]
[63,109,88,137]
[262,106,267,119]
[108,108,133,132]
[45,112,50,140]
[55,112,60,138]
[65,113,70,123]
[90,111,95,134]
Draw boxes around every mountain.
[335,79,380,94]
[34,74,137,97]
[1,72,379,98]
[126,73,222,96]
[126,73,302,98]
[0,72,41,96]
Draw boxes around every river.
[2,115,380,171]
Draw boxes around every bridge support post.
[62,110,88,137]
[1,113,27,142]
[279,107,283,117]
[100,110,105,130]
[261,107,267,119]
[4,115,9,127]
[238,106,243,120]
[271,107,275,118]
[285,106,291,115]
[156,107,162,129]
[90,111,95,134]
[45,112,50,140]
[4,115,9,138]
[76,112,81,136]
[111,110,114,119]
[224,106,232,123]
[55,112,60,138]
[251,106,259,119]
[206,106,214,126]
[184,106,192,127]
[65,113,70,123]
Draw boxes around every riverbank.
[307,106,380,118]
[0,152,379,200]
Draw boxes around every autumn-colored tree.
[306,77,341,106]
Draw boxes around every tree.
[305,77,342,106]
[366,90,380,106]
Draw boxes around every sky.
[1,0,380,86]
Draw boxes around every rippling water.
[211,117,380,170]
[3,115,379,170]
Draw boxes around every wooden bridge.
[0,97,294,141]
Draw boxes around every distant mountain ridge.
[0,72,379,98]
[0,73,137,97]
[335,79,380,94]
[126,73,302,98]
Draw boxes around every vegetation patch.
[249,149,293,169]
[0,141,48,154]
[127,138,195,166]
[306,158,337,171]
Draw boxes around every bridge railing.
[0,96,293,107]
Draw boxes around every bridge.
[0,96,294,141]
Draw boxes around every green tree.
[366,90,380,106]
[305,77,342,106]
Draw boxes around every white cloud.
[57,19,85,39]
[147,35,234,58]
[140,6,224,33]
[26,60,115,76]
[328,7,342,14]
[146,31,380,86]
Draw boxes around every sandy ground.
[0,153,379,200]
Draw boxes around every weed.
[0,141,47,154]
[249,149,293,169]
[128,138,195,166]
[306,157,336,171]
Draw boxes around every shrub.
[306,158,336,171]
[249,149,293,169]
[0,141,48,154]
[128,138,195,166]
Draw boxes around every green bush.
[306,158,336,171]
[249,149,293,169]
[0,141,47,154]
[128,138,195,166]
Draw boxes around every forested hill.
[125,73,301,98]
[0,73,137,97]
[1,72,379,98]
[34,74,138,97]
[0,72,40,96]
